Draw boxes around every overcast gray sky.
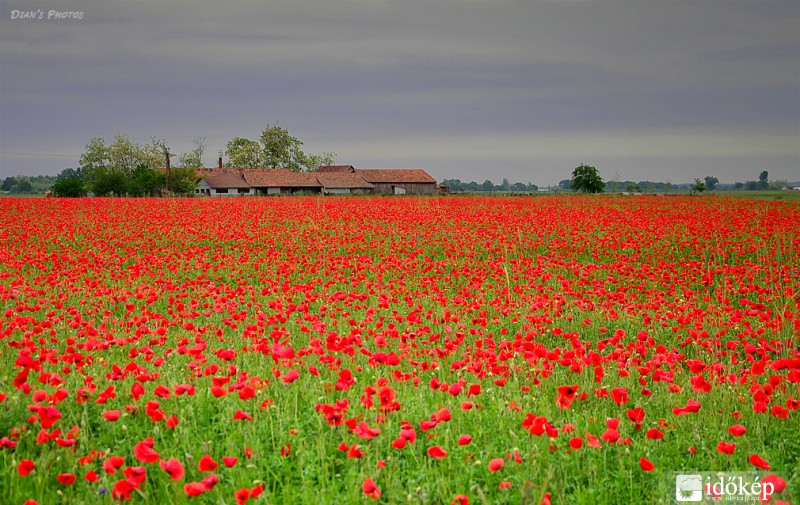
[1,0,798,186]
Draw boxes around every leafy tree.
[260,123,306,171]
[168,166,199,196]
[758,171,769,189]
[626,183,640,193]
[570,164,605,194]
[558,179,571,190]
[14,179,33,193]
[224,125,336,171]
[300,151,337,172]
[745,180,759,190]
[441,179,463,192]
[1,177,16,192]
[691,178,706,194]
[609,172,621,193]
[511,182,528,192]
[734,182,744,190]
[704,176,719,191]
[92,169,128,196]
[178,138,206,169]
[225,137,265,168]
[128,165,165,197]
[481,180,494,192]
[57,168,82,180]
[80,135,167,185]
[52,177,86,197]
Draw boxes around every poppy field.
[0,195,798,505]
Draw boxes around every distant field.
[1,196,797,504]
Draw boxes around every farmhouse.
[195,169,255,197]
[194,166,436,196]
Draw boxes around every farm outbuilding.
[316,165,356,173]
[356,169,437,195]
[316,173,375,194]
[193,166,438,196]
[244,170,322,195]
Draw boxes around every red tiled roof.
[244,169,322,188]
[357,169,437,184]
[317,165,355,173]
[316,173,375,189]
[201,171,250,189]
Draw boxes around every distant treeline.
[441,179,539,192]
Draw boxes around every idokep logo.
[673,473,776,503]
[675,475,703,502]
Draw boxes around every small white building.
[195,170,254,197]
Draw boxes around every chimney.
[218,157,223,169]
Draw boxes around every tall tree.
[758,171,769,189]
[691,178,706,195]
[178,137,206,169]
[704,176,719,191]
[225,137,264,168]
[52,177,86,197]
[260,123,306,171]
[570,164,605,194]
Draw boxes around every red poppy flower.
[133,437,159,463]
[728,424,746,437]
[184,482,207,496]
[281,369,300,383]
[748,453,770,470]
[488,458,505,472]
[427,446,447,459]
[762,474,786,494]
[646,429,663,440]
[57,473,75,485]
[103,410,121,422]
[112,479,137,501]
[611,388,629,406]
[569,437,583,449]
[716,441,736,455]
[233,410,253,421]
[458,434,472,446]
[198,454,218,472]
[103,455,126,474]
[18,459,35,476]
[362,477,381,499]
[222,456,238,467]
[160,458,185,481]
[451,495,469,505]
[234,488,251,505]
[639,457,654,472]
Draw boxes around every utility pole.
[164,147,171,194]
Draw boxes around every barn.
[316,173,375,194]
[244,170,322,195]
[357,169,437,195]
[316,165,356,173]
